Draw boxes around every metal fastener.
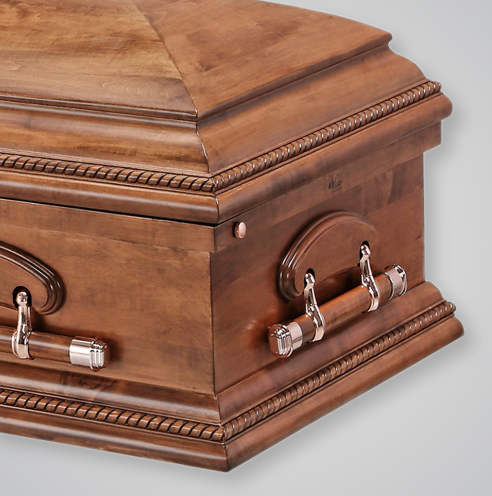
[234,222,247,239]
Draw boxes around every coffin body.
[0,0,462,470]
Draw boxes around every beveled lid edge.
[0,80,444,194]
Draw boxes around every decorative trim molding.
[0,301,454,443]
[277,211,379,301]
[222,301,454,440]
[0,81,441,194]
[0,388,226,442]
[0,241,65,314]
[209,81,441,193]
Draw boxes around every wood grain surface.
[0,0,461,471]
[0,0,446,182]
[0,303,463,470]
[0,0,389,118]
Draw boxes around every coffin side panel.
[215,281,443,421]
[211,149,428,392]
[0,210,214,394]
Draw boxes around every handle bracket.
[359,244,380,313]
[12,290,32,360]
[269,242,408,358]
[7,287,108,372]
[304,273,326,342]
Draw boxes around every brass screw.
[234,222,247,239]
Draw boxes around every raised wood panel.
[144,0,389,116]
[0,240,64,313]
[277,212,379,300]
[0,0,389,118]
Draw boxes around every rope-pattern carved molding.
[0,153,216,193]
[221,301,454,439]
[0,387,226,442]
[0,301,454,443]
[0,81,441,194]
[210,81,441,192]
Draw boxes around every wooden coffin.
[0,0,463,471]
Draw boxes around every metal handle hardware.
[268,244,408,358]
[384,265,407,300]
[7,288,108,372]
[359,244,380,312]
[304,273,326,342]
[69,338,107,372]
[12,290,33,360]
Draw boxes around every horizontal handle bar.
[269,268,406,358]
[0,326,108,372]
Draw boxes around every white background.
[1,1,490,494]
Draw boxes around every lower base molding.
[0,301,463,471]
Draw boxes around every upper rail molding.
[0,82,441,194]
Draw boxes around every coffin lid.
[1,0,391,120]
[0,0,450,224]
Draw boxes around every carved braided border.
[210,81,441,192]
[0,81,441,194]
[222,301,455,440]
[0,388,226,442]
[0,301,454,443]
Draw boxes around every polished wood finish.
[0,0,390,119]
[0,240,64,314]
[0,281,444,423]
[216,281,446,421]
[278,211,379,300]
[226,315,463,471]
[0,0,461,471]
[0,81,449,223]
[0,327,70,364]
[211,156,427,391]
[0,219,214,392]
[11,331,72,364]
[0,0,398,176]
[0,304,463,471]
